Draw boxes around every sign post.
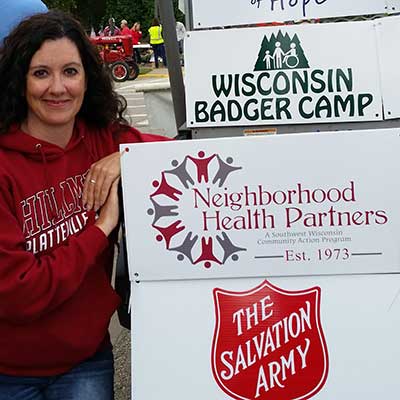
[121,129,400,399]
[122,2,400,398]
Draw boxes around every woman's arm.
[0,180,120,324]
[82,152,122,212]
[82,127,172,212]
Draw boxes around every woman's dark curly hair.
[0,10,127,134]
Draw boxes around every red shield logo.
[211,280,329,400]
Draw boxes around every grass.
[139,66,152,75]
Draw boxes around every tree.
[104,0,184,38]
[44,0,184,35]
[43,0,77,13]
[77,0,107,31]
[43,0,106,31]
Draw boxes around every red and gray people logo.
[148,151,245,268]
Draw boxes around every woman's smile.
[23,37,86,145]
[43,99,72,107]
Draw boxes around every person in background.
[148,17,167,68]
[0,10,169,400]
[0,0,47,43]
[120,19,131,36]
[131,21,143,63]
[175,20,186,66]
[103,17,121,36]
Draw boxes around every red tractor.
[90,35,140,82]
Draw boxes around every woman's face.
[25,37,86,133]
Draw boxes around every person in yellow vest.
[148,17,167,68]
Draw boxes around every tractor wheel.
[110,61,130,82]
[127,61,140,81]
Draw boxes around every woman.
[131,22,142,63]
[0,10,168,400]
[148,17,167,68]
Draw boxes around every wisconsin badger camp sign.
[185,20,383,127]
[121,129,400,399]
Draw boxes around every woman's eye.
[33,69,48,78]
[65,68,78,76]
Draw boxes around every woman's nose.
[49,74,66,94]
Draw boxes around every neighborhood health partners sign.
[192,0,393,28]
[120,129,400,282]
[185,21,382,128]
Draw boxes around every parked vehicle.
[90,35,140,82]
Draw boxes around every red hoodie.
[0,119,169,376]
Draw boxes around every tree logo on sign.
[254,30,310,71]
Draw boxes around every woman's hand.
[82,152,121,212]
[95,179,120,236]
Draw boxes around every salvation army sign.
[120,129,400,281]
[130,275,400,400]
[185,20,383,127]
[191,0,395,28]
[212,280,328,400]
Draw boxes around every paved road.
[115,68,178,138]
[116,88,150,128]
[113,327,131,400]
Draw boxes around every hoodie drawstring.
[35,143,51,190]
[80,134,97,165]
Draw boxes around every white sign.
[376,16,400,120]
[131,274,400,399]
[386,0,400,13]
[191,0,392,28]
[185,21,383,128]
[121,129,400,282]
